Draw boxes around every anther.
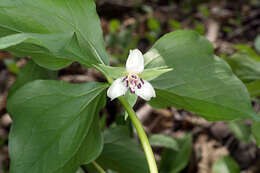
[131,75,137,79]
[130,88,135,94]
[122,76,128,82]
[140,78,144,84]
[137,83,142,89]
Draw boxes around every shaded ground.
[0,0,260,172]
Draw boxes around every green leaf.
[95,64,127,80]
[225,52,260,97]
[225,53,260,83]
[96,64,173,81]
[0,32,92,70]
[169,20,182,30]
[212,156,240,173]
[0,0,108,69]
[96,126,149,173]
[233,44,260,61]
[246,80,260,97]
[147,18,161,32]
[140,67,173,81]
[149,134,179,151]
[228,119,251,143]
[109,19,120,33]
[8,59,57,97]
[144,30,257,121]
[160,134,192,173]
[252,115,260,147]
[7,80,107,173]
[255,35,260,54]
[3,59,19,74]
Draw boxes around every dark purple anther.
[126,80,129,87]
[131,75,137,79]
[140,78,144,84]
[130,88,135,94]
[122,76,128,82]
[137,83,142,89]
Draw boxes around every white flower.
[107,49,156,101]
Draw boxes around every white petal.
[107,77,128,100]
[135,80,156,101]
[126,49,144,73]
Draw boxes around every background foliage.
[0,0,259,173]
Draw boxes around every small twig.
[205,19,219,46]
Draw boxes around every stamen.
[126,80,129,87]
[130,88,135,94]
[140,78,144,84]
[122,76,128,82]
[131,75,137,79]
[137,83,141,89]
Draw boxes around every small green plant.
[105,20,139,63]
[145,17,161,44]
[0,0,259,173]
[212,156,240,173]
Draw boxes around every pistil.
[122,74,144,94]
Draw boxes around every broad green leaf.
[95,64,127,80]
[95,126,149,173]
[212,156,240,173]
[252,115,260,147]
[255,35,260,54]
[7,80,107,173]
[8,59,57,97]
[149,134,179,151]
[0,32,86,70]
[96,64,172,81]
[225,53,260,83]
[228,120,251,143]
[140,67,173,81]
[144,30,257,121]
[225,52,260,97]
[246,80,260,97]
[160,134,192,173]
[0,0,108,69]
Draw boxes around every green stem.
[92,161,106,173]
[118,97,158,173]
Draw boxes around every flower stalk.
[118,96,158,173]
[100,49,158,173]
[92,161,106,173]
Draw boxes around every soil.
[0,0,260,172]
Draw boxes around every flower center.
[122,73,144,94]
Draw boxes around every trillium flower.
[107,49,156,101]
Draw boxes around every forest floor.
[0,0,260,172]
